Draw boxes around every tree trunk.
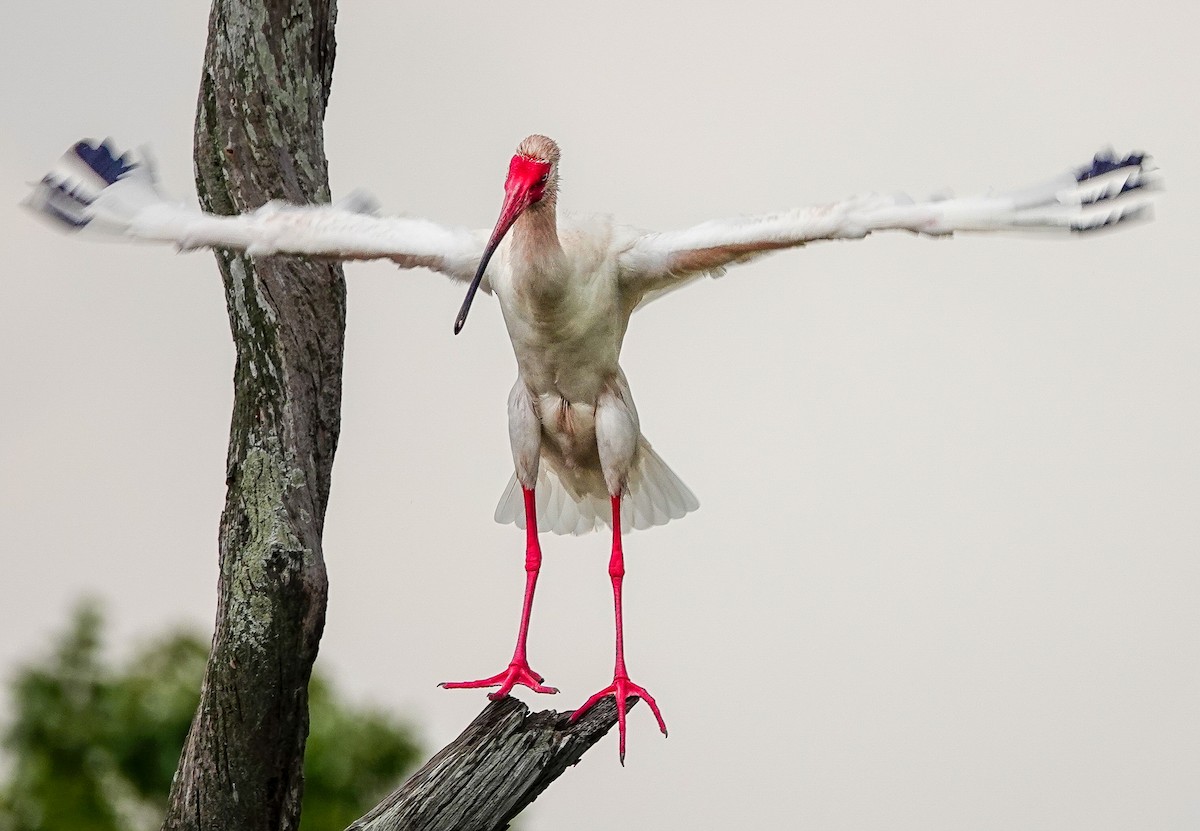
[162,1,342,829]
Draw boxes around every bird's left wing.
[618,150,1158,304]
[26,140,485,283]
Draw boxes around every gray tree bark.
[162,1,342,829]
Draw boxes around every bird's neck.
[510,198,565,278]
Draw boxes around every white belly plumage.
[493,390,698,535]
[490,219,699,534]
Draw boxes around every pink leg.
[571,494,668,763]
[441,487,557,699]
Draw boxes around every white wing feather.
[619,150,1158,297]
[26,140,486,284]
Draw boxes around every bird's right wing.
[25,140,486,283]
[618,150,1158,306]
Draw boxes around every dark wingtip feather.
[1076,150,1146,183]
[72,139,136,185]
[39,200,92,229]
[1073,150,1158,211]
[30,174,97,229]
[1070,204,1154,234]
[41,173,94,207]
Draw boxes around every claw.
[441,660,559,699]
[571,675,667,763]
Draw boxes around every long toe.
[570,684,618,721]
[571,675,667,763]
[626,680,668,737]
[440,661,558,698]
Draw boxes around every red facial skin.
[504,154,552,209]
[454,154,554,334]
[488,155,552,252]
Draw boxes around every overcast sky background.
[1,1,1197,828]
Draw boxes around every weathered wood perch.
[348,696,633,831]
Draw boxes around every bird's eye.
[537,174,549,186]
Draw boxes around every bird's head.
[508,134,560,206]
[455,135,560,334]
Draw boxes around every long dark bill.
[454,189,528,335]
[454,247,494,335]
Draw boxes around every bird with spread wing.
[26,134,1158,760]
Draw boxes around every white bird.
[26,135,1158,760]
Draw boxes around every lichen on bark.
[162,2,343,830]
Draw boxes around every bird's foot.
[440,659,558,700]
[570,673,667,764]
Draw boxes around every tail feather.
[495,438,699,536]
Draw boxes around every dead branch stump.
[347,696,633,831]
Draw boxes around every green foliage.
[0,601,420,831]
